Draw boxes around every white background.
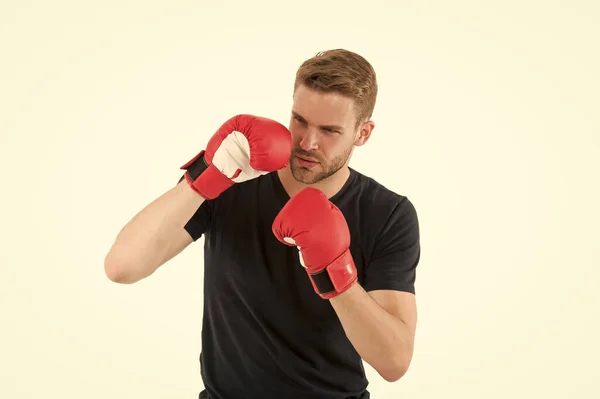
[1,1,599,398]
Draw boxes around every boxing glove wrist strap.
[309,248,358,299]
[180,150,235,200]
[181,151,209,181]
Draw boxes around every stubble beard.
[290,146,353,185]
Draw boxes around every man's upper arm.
[361,196,421,360]
[368,288,418,372]
[158,226,195,267]
[369,289,417,337]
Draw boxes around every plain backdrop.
[1,1,599,398]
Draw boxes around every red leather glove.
[181,114,292,199]
[272,187,358,299]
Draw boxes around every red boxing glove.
[272,187,358,299]
[181,114,292,199]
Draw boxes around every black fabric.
[184,168,420,399]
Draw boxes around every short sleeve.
[178,174,213,241]
[184,200,213,241]
[362,197,421,294]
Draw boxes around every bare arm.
[329,285,417,382]
[103,114,293,283]
[104,179,205,284]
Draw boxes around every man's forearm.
[329,283,413,382]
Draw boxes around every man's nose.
[299,128,318,151]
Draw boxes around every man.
[104,49,421,399]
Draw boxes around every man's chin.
[290,164,323,185]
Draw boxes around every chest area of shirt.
[204,199,368,324]
[210,202,366,268]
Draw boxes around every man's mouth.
[295,154,319,163]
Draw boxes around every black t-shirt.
[184,167,421,399]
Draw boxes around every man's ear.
[354,120,375,146]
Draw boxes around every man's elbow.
[377,358,410,383]
[104,252,140,284]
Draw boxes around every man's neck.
[277,165,351,199]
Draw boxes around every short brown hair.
[294,49,378,126]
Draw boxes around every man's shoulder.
[350,168,407,206]
[348,168,419,228]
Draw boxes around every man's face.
[288,85,364,184]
